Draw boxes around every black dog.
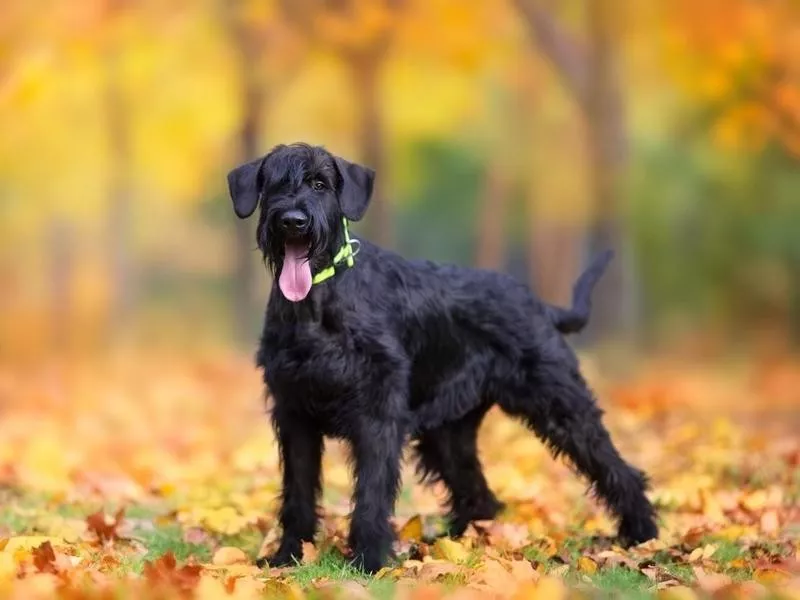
[227,143,658,573]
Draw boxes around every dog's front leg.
[258,409,323,568]
[348,416,404,573]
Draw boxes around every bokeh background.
[3,0,800,359]
[0,0,798,569]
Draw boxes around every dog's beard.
[259,202,330,303]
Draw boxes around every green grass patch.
[136,524,212,569]
[590,566,653,600]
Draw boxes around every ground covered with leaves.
[0,352,798,599]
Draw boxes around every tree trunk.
[475,163,510,270]
[105,47,135,341]
[351,56,391,247]
[232,74,263,344]
[48,218,75,352]
[514,0,637,341]
[584,0,637,341]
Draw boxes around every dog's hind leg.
[494,350,658,546]
[414,403,504,537]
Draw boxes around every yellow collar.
[311,219,358,285]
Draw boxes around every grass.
[0,490,793,599]
[590,567,652,600]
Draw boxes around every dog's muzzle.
[279,209,309,237]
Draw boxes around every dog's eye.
[311,179,326,191]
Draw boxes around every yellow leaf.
[261,579,305,600]
[399,515,423,542]
[701,544,718,560]
[577,556,598,574]
[753,567,791,586]
[658,586,698,600]
[741,489,769,512]
[0,553,17,582]
[688,547,704,562]
[431,538,469,564]
[1,536,66,555]
[533,576,568,600]
[212,546,249,566]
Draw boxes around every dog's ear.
[334,156,375,222]
[227,156,266,219]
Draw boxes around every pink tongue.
[279,243,312,302]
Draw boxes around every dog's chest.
[259,321,361,426]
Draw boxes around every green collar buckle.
[312,218,360,285]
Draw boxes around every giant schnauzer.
[227,142,658,573]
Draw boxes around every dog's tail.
[544,250,614,334]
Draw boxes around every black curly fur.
[227,143,658,573]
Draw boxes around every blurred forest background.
[2,0,800,360]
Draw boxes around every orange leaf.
[31,541,57,574]
[753,567,792,586]
[399,515,424,542]
[301,542,318,565]
[86,507,125,544]
[211,546,248,566]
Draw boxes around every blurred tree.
[514,0,637,339]
[276,0,402,247]
[101,0,136,339]
[218,0,304,343]
[665,0,800,157]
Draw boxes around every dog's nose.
[280,210,309,233]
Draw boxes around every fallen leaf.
[760,510,779,535]
[418,560,462,583]
[262,578,305,599]
[577,556,598,575]
[658,586,698,600]
[301,542,318,564]
[143,552,202,594]
[753,567,792,586]
[741,490,768,512]
[473,558,515,590]
[531,576,568,600]
[431,538,469,564]
[31,541,57,574]
[0,552,17,581]
[691,566,731,594]
[86,508,125,544]
[1,536,66,555]
[211,546,249,566]
[508,559,538,583]
[399,515,423,542]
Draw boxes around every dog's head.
[227,143,374,302]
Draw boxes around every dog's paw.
[617,515,659,547]
[257,546,301,569]
[350,549,385,575]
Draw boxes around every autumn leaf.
[211,546,249,566]
[658,586,698,600]
[753,567,792,586]
[31,541,57,574]
[143,552,202,595]
[575,556,597,575]
[399,515,423,542]
[86,508,125,545]
[431,538,469,563]
[301,542,318,565]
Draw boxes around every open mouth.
[279,239,312,302]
